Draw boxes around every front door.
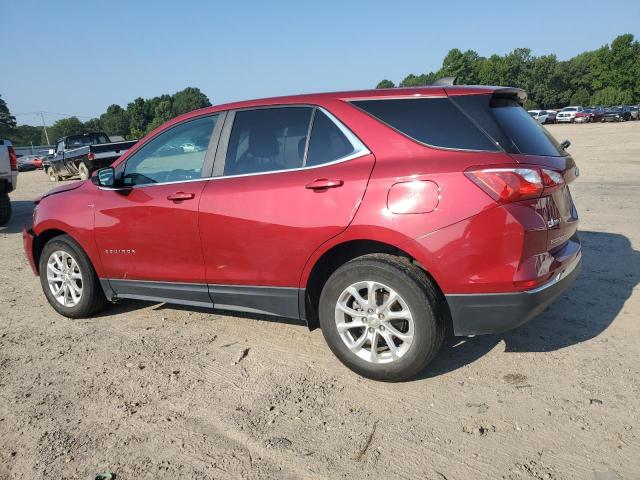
[198,106,375,316]
[93,114,220,306]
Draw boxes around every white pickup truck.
[0,139,18,226]
[556,106,584,123]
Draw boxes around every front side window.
[224,107,313,176]
[124,115,217,186]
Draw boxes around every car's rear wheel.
[39,235,109,318]
[0,193,11,226]
[318,254,445,381]
[78,162,90,180]
[47,167,59,182]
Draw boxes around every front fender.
[33,183,104,277]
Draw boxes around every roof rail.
[429,76,456,86]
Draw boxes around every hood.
[35,180,86,204]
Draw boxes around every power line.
[13,111,98,119]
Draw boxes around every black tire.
[47,167,59,182]
[0,193,11,226]
[38,235,109,318]
[78,162,90,180]
[318,254,445,381]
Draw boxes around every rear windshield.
[350,98,499,151]
[451,94,566,157]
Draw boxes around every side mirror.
[560,140,571,150]
[91,167,116,187]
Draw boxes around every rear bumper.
[446,251,581,336]
[22,226,38,275]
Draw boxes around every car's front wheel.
[319,254,445,381]
[39,235,109,318]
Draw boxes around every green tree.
[0,94,17,137]
[83,118,102,132]
[376,79,395,89]
[126,97,151,137]
[48,117,85,142]
[570,87,591,106]
[591,87,632,106]
[439,48,481,84]
[376,33,640,106]
[172,87,211,117]
[9,125,44,146]
[100,104,130,137]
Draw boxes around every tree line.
[2,34,639,147]
[376,33,640,110]
[0,87,211,146]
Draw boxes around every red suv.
[23,86,581,381]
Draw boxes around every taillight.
[87,152,95,161]
[465,166,564,204]
[8,146,17,171]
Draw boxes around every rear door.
[198,106,374,315]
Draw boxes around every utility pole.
[39,111,50,145]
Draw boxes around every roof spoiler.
[429,76,456,86]
[492,87,528,104]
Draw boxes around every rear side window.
[452,95,566,157]
[350,98,499,152]
[224,107,313,176]
[306,110,355,166]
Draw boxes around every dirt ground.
[1,121,639,480]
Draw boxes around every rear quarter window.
[350,97,499,152]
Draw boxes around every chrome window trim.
[126,177,210,189]
[121,104,370,188]
[207,149,370,181]
[212,105,370,181]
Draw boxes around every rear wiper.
[560,140,571,150]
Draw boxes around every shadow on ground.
[420,230,639,378]
[0,200,36,234]
[5,198,636,381]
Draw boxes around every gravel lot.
[1,122,639,479]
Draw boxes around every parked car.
[630,106,639,120]
[0,139,18,226]
[23,85,581,381]
[47,132,137,182]
[17,155,44,171]
[620,106,635,121]
[603,107,628,122]
[575,108,604,123]
[556,106,584,123]
[528,110,555,124]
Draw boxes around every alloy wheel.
[334,281,414,364]
[46,250,83,307]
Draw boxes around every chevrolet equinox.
[23,85,581,381]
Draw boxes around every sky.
[4,0,640,126]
